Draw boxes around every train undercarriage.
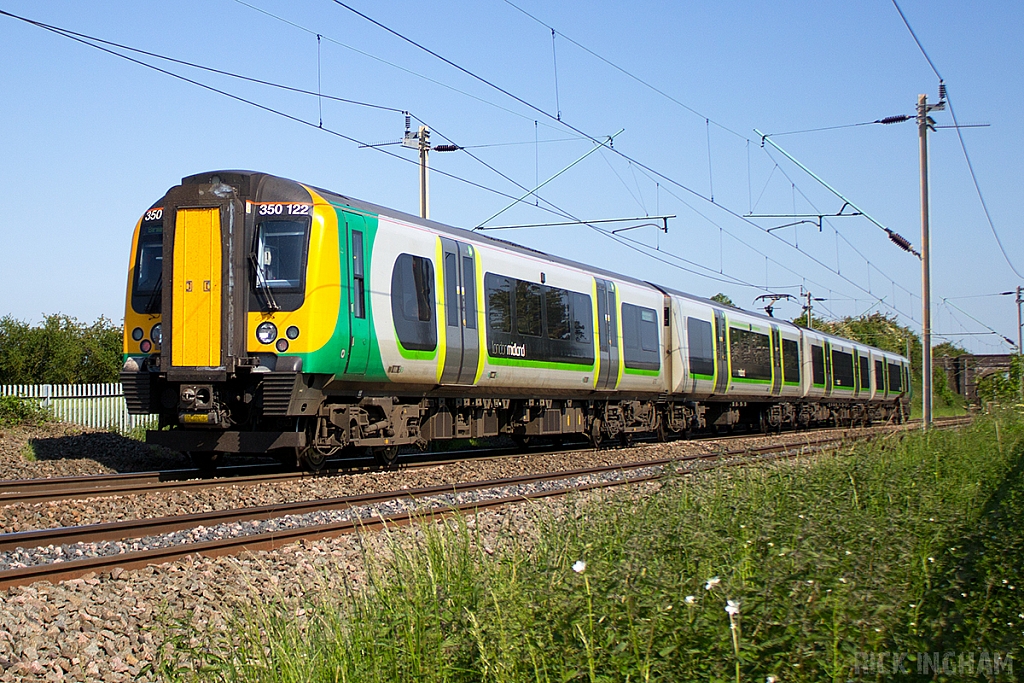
[125,370,907,471]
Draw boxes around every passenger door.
[440,238,479,385]
[343,213,370,375]
[713,309,728,394]
[595,279,619,391]
[770,325,782,395]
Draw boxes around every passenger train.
[121,171,910,469]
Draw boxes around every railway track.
[0,418,971,590]
[0,417,969,506]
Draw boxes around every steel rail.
[0,424,954,590]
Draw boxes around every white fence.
[0,383,157,432]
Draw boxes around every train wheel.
[374,445,400,469]
[301,447,327,472]
[588,419,603,449]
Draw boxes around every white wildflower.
[705,576,721,590]
[798,514,804,519]
[767,676,777,683]
[839,577,848,584]
[928,557,935,563]
[768,542,774,547]
[572,560,586,574]
[684,595,696,605]
[806,580,814,585]
[725,599,741,616]
[845,550,852,555]
[1003,579,1009,584]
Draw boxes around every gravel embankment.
[0,465,668,572]
[0,483,640,682]
[0,424,189,481]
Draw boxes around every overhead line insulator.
[886,228,917,255]
[877,115,913,125]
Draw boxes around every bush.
[0,395,49,427]
[0,314,123,384]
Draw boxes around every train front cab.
[122,172,356,458]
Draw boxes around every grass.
[159,413,1024,682]
[20,442,37,461]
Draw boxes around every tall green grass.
[160,414,1024,682]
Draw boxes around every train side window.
[352,230,366,318]
[859,356,870,389]
[639,308,659,351]
[572,293,592,344]
[730,327,771,381]
[687,317,714,377]
[811,345,825,385]
[621,303,660,370]
[875,360,885,391]
[390,254,436,351]
[463,257,476,329]
[888,361,902,392]
[515,280,542,337]
[485,274,512,333]
[782,338,800,384]
[544,287,571,341]
[832,350,855,387]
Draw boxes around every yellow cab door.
[171,208,222,367]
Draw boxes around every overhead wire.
[0,9,406,113]
[501,0,751,141]
[942,297,1015,347]
[766,150,920,306]
[891,0,1023,279]
[329,0,929,327]
[2,8,797,295]
[233,0,574,135]
[0,9,579,214]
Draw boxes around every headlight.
[275,338,289,353]
[256,322,278,344]
[286,325,300,340]
[131,327,144,341]
[150,323,162,346]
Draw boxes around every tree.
[710,293,735,307]
[0,315,123,384]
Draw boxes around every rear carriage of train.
[800,328,910,423]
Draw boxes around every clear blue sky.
[1,0,1021,353]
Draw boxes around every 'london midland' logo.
[492,342,527,358]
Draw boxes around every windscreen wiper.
[249,252,280,311]
[144,273,162,314]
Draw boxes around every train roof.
[178,170,908,362]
